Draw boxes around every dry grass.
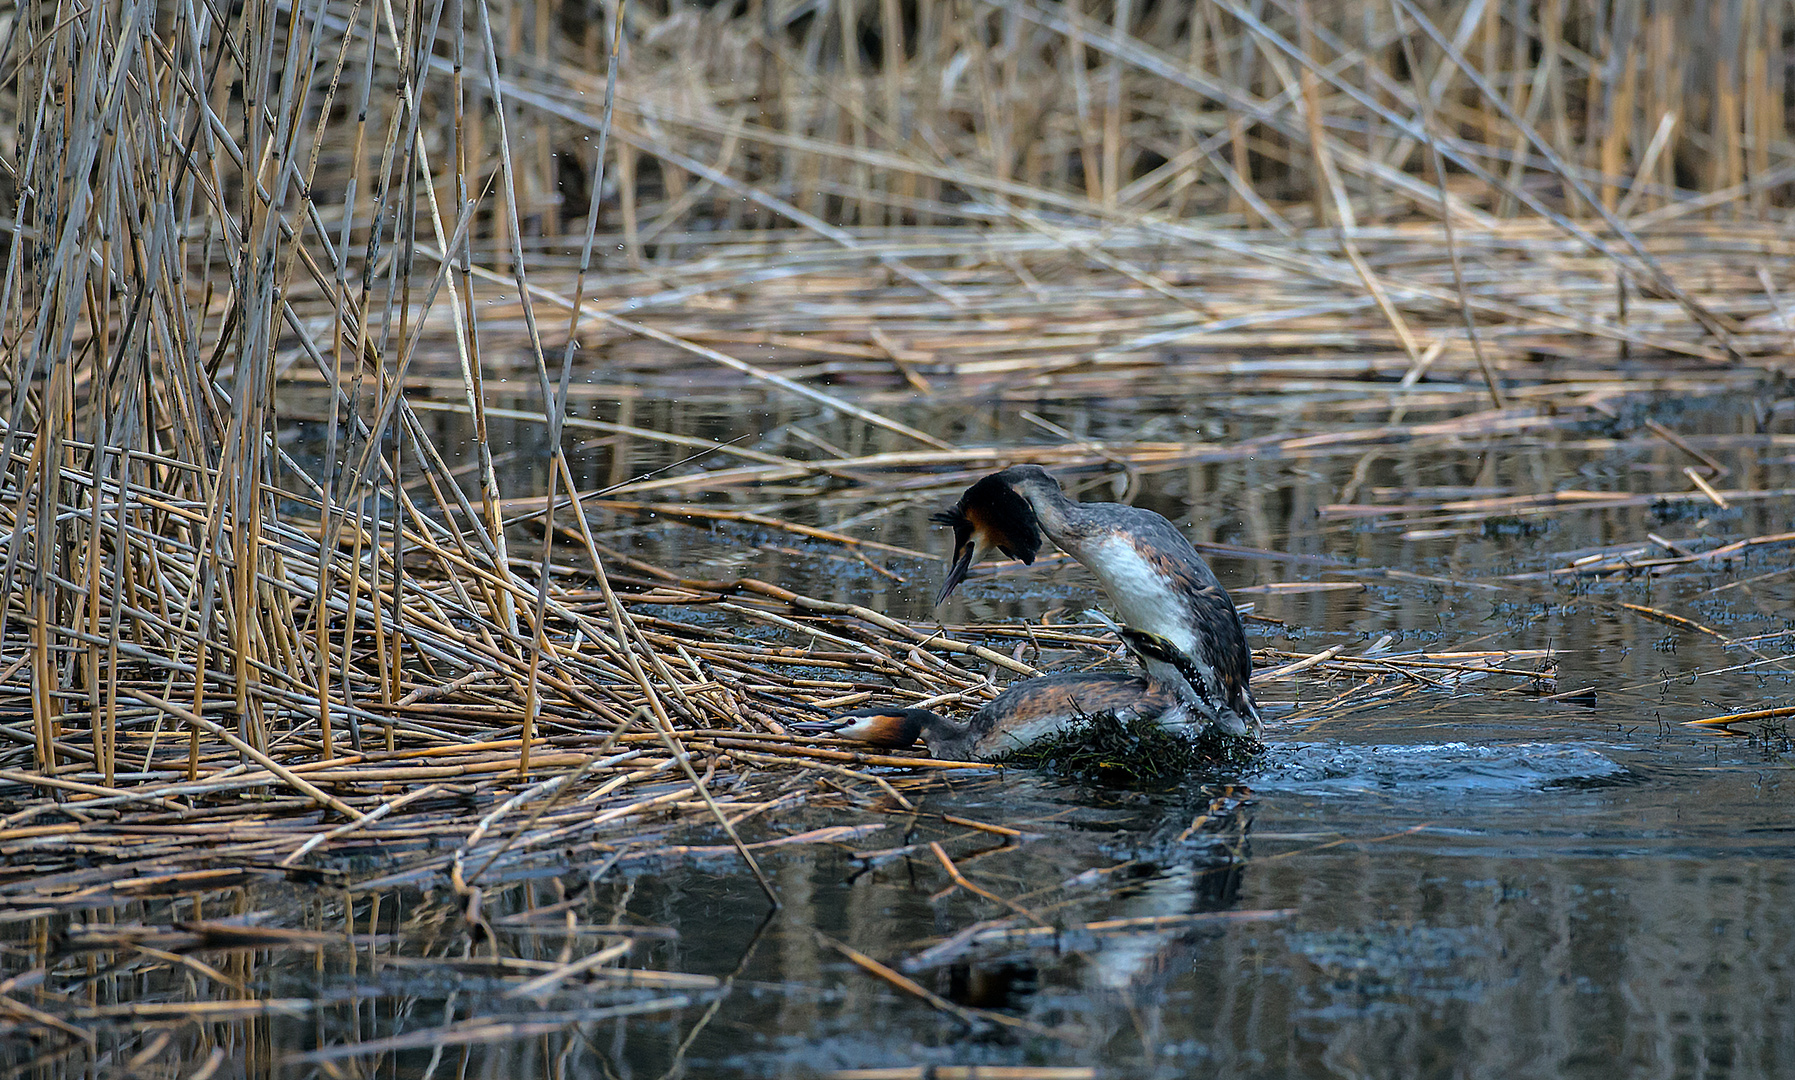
[0,0,1790,915]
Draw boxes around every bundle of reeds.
[0,0,1787,844]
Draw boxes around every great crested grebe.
[792,671,1187,761]
[933,464,1261,738]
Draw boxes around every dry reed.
[0,0,1790,915]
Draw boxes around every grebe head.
[796,706,981,760]
[930,470,1044,605]
[789,707,940,750]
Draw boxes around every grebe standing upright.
[933,465,1261,738]
[792,671,1187,761]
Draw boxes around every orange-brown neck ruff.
[931,473,1043,604]
[850,711,924,749]
[793,708,935,749]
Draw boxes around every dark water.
[12,390,1795,1077]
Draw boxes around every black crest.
[931,471,1045,605]
[933,472,1043,563]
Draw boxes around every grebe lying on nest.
[792,671,1188,761]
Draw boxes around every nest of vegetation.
[995,711,1267,789]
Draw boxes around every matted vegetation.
[991,709,1266,786]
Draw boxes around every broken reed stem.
[929,842,1049,926]
[0,0,1787,849]
[1391,0,1505,410]
[813,931,1060,1038]
[649,711,781,910]
[119,689,366,822]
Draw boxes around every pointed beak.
[931,471,1044,606]
[798,709,927,749]
[935,532,981,606]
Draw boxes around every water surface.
[9,390,1794,1078]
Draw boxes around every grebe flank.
[793,671,1190,761]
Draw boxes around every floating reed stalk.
[0,0,1788,861]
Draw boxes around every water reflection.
[6,391,1792,1076]
[5,735,1793,1077]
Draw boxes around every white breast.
[1078,536,1198,655]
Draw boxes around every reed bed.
[0,0,1792,980]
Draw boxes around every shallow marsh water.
[10,390,1795,1077]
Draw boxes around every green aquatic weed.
[994,709,1265,788]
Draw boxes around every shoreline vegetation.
[0,0,1791,939]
